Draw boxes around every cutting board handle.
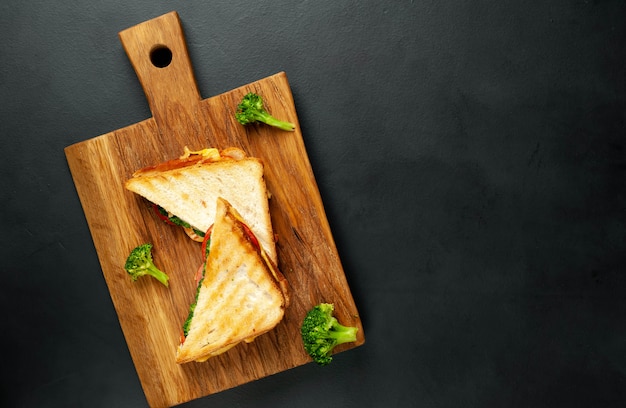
[119,11,201,134]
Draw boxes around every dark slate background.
[2,1,625,407]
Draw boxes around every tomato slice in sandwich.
[151,203,177,226]
[200,225,213,259]
[193,264,204,286]
[240,222,259,250]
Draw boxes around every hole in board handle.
[150,45,172,68]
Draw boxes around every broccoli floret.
[235,92,295,131]
[124,243,169,287]
[300,303,358,366]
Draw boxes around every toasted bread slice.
[175,197,289,364]
[125,147,277,263]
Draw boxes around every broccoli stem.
[147,265,170,287]
[328,321,358,344]
[256,112,295,131]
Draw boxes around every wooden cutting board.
[64,11,363,408]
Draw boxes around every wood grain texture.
[64,11,363,408]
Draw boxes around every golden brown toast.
[175,197,289,364]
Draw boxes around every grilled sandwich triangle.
[175,197,289,364]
